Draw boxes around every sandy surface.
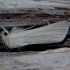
[0,48,70,70]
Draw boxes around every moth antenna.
[1,26,9,35]
[25,22,38,30]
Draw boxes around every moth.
[1,21,70,49]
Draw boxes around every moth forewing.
[1,21,70,49]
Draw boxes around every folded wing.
[1,21,70,48]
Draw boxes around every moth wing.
[2,21,70,48]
